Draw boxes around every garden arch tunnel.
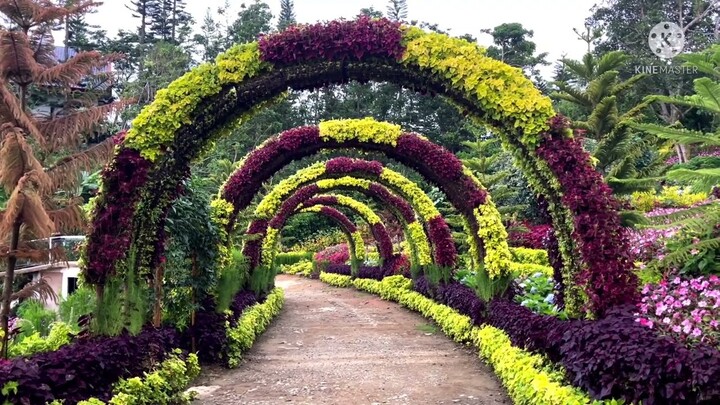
[259,192,394,272]
[232,157,457,271]
[84,17,636,317]
[285,205,366,269]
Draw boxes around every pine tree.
[0,0,125,357]
[277,0,296,31]
[551,51,669,196]
[386,0,407,21]
[148,0,192,44]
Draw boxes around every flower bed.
[226,287,285,368]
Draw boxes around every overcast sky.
[85,0,603,78]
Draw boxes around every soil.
[189,274,510,404]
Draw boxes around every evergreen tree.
[148,0,193,44]
[481,22,549,88]
[277,0,296,31]
[229,0,273,44]
[0,0,125,357]
[386,0,407,21]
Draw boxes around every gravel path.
[190,274,510,404]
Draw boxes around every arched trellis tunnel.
[286,205,366,269]
[234,158,457,272]
[84,17,636,317]
[260,193,394,272]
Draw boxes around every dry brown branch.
[34,51,103,86]
[0,126,50,193]
[10,278,58,303]
[48,203,85,234]
[45,137,114,190]
[39,99,131,150]
[0,171,54,238]
[0,85,47,146]
[0,31,38,83]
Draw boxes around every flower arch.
[290,205,366,268]
[257,192,393,272]
[84,17,636,316]
[226,157,458,271]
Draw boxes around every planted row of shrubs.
[0,287,285,404]
[413,275,720,404]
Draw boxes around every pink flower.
[691,328,702,337]
[698,301,708,308]
[690,249,699,255]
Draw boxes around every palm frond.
[10,278,58,304]
[0,171,54,239]
[666,168,720,192]
[606,176,661,194]
[39,99,130,151]
[631,123,720,146]
[0,83,47,146]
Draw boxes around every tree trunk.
[152,263,164,327]
[1,220,23,358]
[190,253,198,353]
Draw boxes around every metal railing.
[2,235,85,276]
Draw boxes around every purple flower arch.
[239,157,456,271]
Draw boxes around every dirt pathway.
[190,274,510,405]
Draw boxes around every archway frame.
[83,17,636,317]
[261,193,393,271]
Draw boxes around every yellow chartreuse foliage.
[400,27,554,147]
[299,205,323,214]
[631,186,707,212]
[254,162,327,219]
[471,327,603,405]
[261,227,280,267]
[318,117,403,146]
[209,198,235,270]
[407,221,432,266]
[333,195,382,224]
[76,349,201,405]
[379,168,439,221]
[319,272,353,287]
[474,201,513,278]
[509,247,550,266]
[124,63,223,161]
[319,273,610,405]
[351,231,366,261]
[508,262,554,278]
[279,260,313,276]
[226,287,284,368]
[316,176,371,190]
[215,42,268,85]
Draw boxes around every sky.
[85,0,603,78]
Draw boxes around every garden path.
[189,274,509,404]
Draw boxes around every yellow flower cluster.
[407,222,432,265]
[400,27,555,147]
[474,201,513,278]
[318,117,403,146]
[254,162,327,219]
[379,168,439,221]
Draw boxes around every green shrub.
[15,299,56,338]
[216,250,249,312]
[75,349,201,405]
[59,287,95,330]
[274,251,312,266]
[8,321,73,357]
[279,260,313,276]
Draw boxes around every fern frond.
[631,123,720,146]
[666,168,720,192]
